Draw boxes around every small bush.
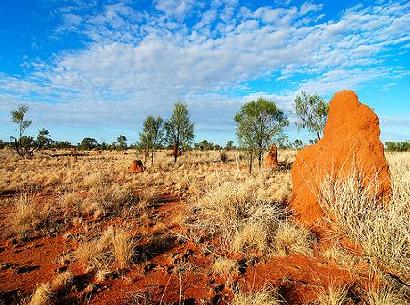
[314,286,348,305]
[29,283,52,305]
[318,168,409,278]
[274,221,314,256]
[10,194,51,238]
[231,290,280,305]
[76,227,135,271]
[193,181,286,253]
[220,151,229,163]
[213,257,238,277]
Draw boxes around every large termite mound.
[291,90,391,226]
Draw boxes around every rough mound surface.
[265,144,279,169]
[291,90,391,226]
[130,160,144,173]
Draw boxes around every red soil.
[0,192,368,305]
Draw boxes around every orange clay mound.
[130,159,144,173]
[291,90,391,227]
[265,144,279,169]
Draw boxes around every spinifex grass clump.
[318,157,409,279]
[192,180,314,255]
[75,226,136,272]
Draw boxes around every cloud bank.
[0,0,409,143]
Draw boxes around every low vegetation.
[318,153,410,280]
[0,149,409,304]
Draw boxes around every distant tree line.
[385,141,410,152]
[7,92,406,169]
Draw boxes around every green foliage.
[225,140,235,151]
[292,139,304,150]
[116,135,127,150]
[138,115,164,164]
[10,105,35,157]
[37,128,52,149]
[52,141,72,149]
[294,91,328,140]
[194,140,221,150]
[234,97,288,172]
[80,137,98,150]
[11,105,32,138]
[165,102,194,162]
[385,141,410,152]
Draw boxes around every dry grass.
[314,285,348,305]
[190,175,312,255]
[75,226,135,271]
[192,180,287,253]
[1,148,409,304]
[274,221,314,256]
[29,283,52,305]
[10,193,51,238]
[28,272,74,305]
[318,156,410,279]
[212,257,238,277]
[366,285,408,305]
[50,271,74,293]
[231,289,280,305]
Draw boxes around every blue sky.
[0,0,409,145]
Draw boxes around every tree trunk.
[173,142,179,163]
[258,150,262,168]
[248,151,253,174]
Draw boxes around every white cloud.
[1,0,409,142]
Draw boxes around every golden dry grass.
[318,153,410,279]
[0,148,409,304]
[231,289,281,305]
[10,193,52,238]
[75,226,135,271]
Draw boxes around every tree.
[292,139,304,150]
[116,135,127,150]
[194,140,216,151]
[165,102,194,163]
[294,91,328,141]
[80,137,98,150]
[385,141,410,152]
[234,97,289,173]
[225,140,235,151]
[37,128,52,149]
[138,116,164,164]
[10,105,33,157]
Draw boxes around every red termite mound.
[130,160,145,173]
[265,144,279,169]
[290,90,391,227]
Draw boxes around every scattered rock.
[264,144,279,169]
[291,90,391,227]
[130,160,145,173]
